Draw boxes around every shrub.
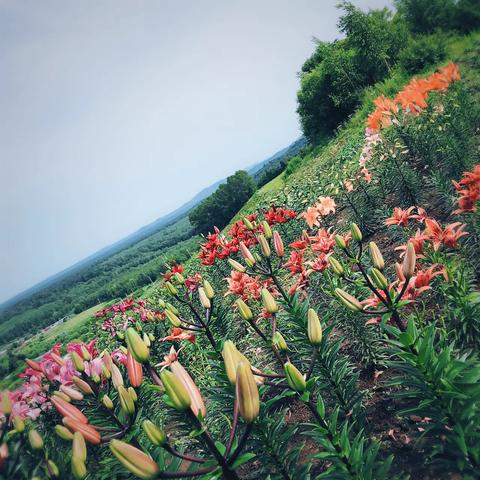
[399,34,446,73]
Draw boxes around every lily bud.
[70,351,85,373]
[222,340,243,385]
[142,333,151,347]
[284,362,307,393]
[25,359,43,372]
[62,417,101,445]
[165,281,178,296]
[369,242,385,270]
[102,395,114,410]
[273,231,284,257]
[272,331,288,351]
[203,280,215,299]
[13,416,25,433]
[111,364,124,389]
[198,287,211,309]
[53,391,71,402]
[54,425,74,441]
[72,431,87,462]
[160,370,191,412]
[118,385,135,415]
[351,223,363,242]
[116,331,125,341]
[334,234,347,250]
[80,346,91,361]
[143,420,167,446]
[328,256,344,276]
[370,267,389,290]
[262,221,272,239]
[102,351,113,370]
[228,258,247,273]
[148,333,155,342]
[158,299,166,308]
[128,387,138,402]
[239,241,255,266]
[174,272,185,284]
[28,429,44,450]
[243,217,255,230]
[50,352,66,367]
[135,322,143,333]
[127,352,143,388]
[125,327,150,363]
[165,310,182,327]
[1,392,12,416]
[60,385,84,402]
[71,456,87,480]
[170,361,207,418]
[51,396,88,424]
[236,298,253,321]
[109,440,159,480]
[72,376,94,395]
[235,362,260,423]
[307,308,323,345]
[165,303,179,315]
[258,235,271,258]
[253,252,262,263]
[335,288,363,312]
[402,242,416,279]
[261,288,278,314]
[47,460,60,478]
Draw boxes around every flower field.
[1,26,480,480]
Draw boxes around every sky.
[0,0,393,303]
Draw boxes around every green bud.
[198,287,211,309]
[165,282,178,296]
[125,327,150,363]
[262,221,272,239]
[71,456,87,480]
[370,267,388,290]
[160,370,191,412]
[28,429,44,450]
[258,235,271,258]
[203,280,215,299]
[54,425,74,441]
[272,331,288,351]
[235,299,253,321]
[334,288,363,312]
[334,235,347,250]
[142,420,167,446]
[369,242,385,270]
[284,362,307,393]
[70,351,85,373]
[307,309,323,345]
[261,289,278,314]
[351,223,362,242]
[328,256,344,276]
[165,309,182,327]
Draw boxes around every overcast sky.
[0,0,393,303]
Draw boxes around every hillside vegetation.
[1,2,480,480]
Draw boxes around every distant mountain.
[0,137,305,312]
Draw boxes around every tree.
[189,170,257,234]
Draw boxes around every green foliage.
[387,320,480,474]
[297,2,408,141]
[399,34,447,73]
[395,0,480,34]
[189,170,257,234]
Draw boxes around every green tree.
[189,170,257,234]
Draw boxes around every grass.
[0,302,106,389]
